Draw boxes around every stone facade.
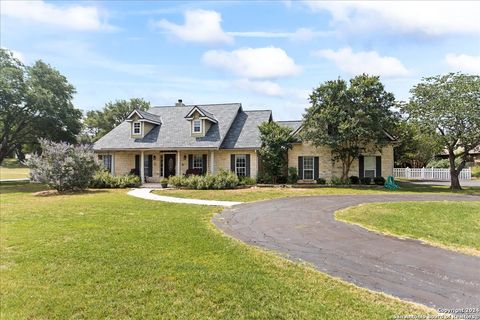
[287,142,394,181]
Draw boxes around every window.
[102,155,112,173]
[193,120,202,133]
[364,156,376,178]
[133,122,141,135]
[235,154,247,177]
[193,155,203,171]
[303,156,314,180]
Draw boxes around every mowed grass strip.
[0,159,29,180]
[336,201,480,256]
[153,183,480,202]
[0,183,431,319]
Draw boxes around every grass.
[153,182,480,202]
[472,165,480,179]
[0,183,431,319]
[0,158,29,180]
[336,201,480,256]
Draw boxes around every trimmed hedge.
[90,171,141,188]
[168,170,240,190]
[373,176,386,185]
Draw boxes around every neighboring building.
[93,100,395,183]
[437,145,480,165]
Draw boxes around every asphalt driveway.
[213,194,480,309]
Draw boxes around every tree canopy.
[84,98,151,141]
[302,74,398,180]
[0,48,82,163]
[258,121,296,182]
[403,72,480,189]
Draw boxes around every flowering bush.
[26,139,98,191]
[168,170,240,189]
[90,170,140,188]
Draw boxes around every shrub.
[360,177,372,185]
[90,170,141,188]
[168,170,239,190]
[373,176,386,185]
[276,176,288,184]
[330,176,346,185]
[257,172,273,184]
[287,167,298,184]
[239,176,256,186]
[316,178,326,185]
[26,139,98,191]
[349,176,360,184]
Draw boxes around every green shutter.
[230,155,235,173]
[298,156,303,180]
[359,156,364,178]
[376,156,382,177]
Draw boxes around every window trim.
[235,154,247,177]
[192,154,203,171]
[102,154,112,173]
[132,121,142,135]
[192,119,202,133]
[303,156,314,180]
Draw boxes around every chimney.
[175,99,184,107]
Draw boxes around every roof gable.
[184,106,218,123]
[126,109,162,125]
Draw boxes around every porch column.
[140,150,145,183]
[176,150,181,176]
[111,152,115,175]
[210,150,215,174]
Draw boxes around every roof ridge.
[243,109,272,112]
[151,102,241,108]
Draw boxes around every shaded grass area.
[336,201,480,256]
[153,183,480,202]
[0,183,430,319]
[0,158,29,180]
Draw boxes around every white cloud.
[304,1,480,35]
[228,28,332,41]
[445,54,480,73]
[235,79,284,96]
[1,0,112,31]
[202,47,301,79]
[314,47,410,78]
[154,9,233,44]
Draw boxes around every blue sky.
[1,1,479,120]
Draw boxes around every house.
[93,100,395,182]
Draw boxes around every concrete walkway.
[127,188,242,207]
[214,194,480,309]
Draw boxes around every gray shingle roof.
[221,110,272,149]
[94,103,242,150]
[136,109,162,124]
[277,120,302,134]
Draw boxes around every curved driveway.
[213,194,480,308]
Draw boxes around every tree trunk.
[448,152,462,190]
[0,148,8,165]
[15,146,26,162]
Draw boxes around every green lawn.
[0,158,29,180]
[0,183,431,319]
[153,183,480,202]
[336,201,480,256]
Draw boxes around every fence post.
[406,167,410,179]
[421,167,425,179]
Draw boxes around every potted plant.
[160,178,169,188]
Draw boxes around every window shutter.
[188,155,193,170]
[148,155,153,177]
[230,155,235,172]
[202,154,207,174]
[298,156,304,180]
[246,154,251,177]
[135,155,140,176]
[376,156,382,177]
[314,157,319,180]
[359,156,364,178]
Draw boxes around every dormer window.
[193,120,202,133]
[133,122,141,135]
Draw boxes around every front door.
[164,154,176,178]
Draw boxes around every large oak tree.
[0,48,82,163]
[302,74,398,180]
[403,72,480,190]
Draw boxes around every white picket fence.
[393,167,472,180]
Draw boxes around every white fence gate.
[393,167,472,180]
